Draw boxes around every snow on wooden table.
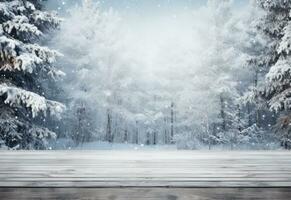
[1,151,291,199]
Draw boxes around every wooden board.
[1,188,291,200]
[1,151,291,188]
[1,151,291,199]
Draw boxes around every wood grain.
[1,188,291,200]
[1,151,291,199]
[0,151,291,188]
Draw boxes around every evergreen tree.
[255,0,291,148]
[0,0,65,149]
[235,0,272,148]
[55,0,148,144]
[204,0,242,148]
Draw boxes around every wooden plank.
[0,151,291,188]
[1,188,291,200]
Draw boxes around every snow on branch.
[265,57,291,94]
[46,100,66,119]
[0,107,57,149]
[29,126,57,140]
[0,1,35,20]
[47,67,66,80]
[269,88,291,112]
[0,84,65,118]
[267,58,291,81]
[26,44,62,64]
[30,10,61,31]
[0,36,40,72]
[0,2,13,19]
[0,36,62,73]
[278,22,291,55]
[2,15,42,40]
[257,0,291,10]
[0,0,60,33]
[240,88,256,105]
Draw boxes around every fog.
[48,0,276,150]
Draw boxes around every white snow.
[2,15,42,38]
[0,84,65,118]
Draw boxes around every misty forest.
[1,0,291,150]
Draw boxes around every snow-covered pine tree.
[240,1,268,127]
[232,1,273,148]
[255,0,291,148]
[55,0,147,145]
[0,0,65,149]
[204,0,244,148]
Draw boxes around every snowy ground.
[52,139,177,150]
[75,142,177,150]
[51,138,281,150]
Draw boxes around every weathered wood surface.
[0,151,291,188]
[1,188,291,200]
[1,151,291,199]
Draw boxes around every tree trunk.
[237,104,242,132]
[170,102,174,144]
[135,121,139,144]
[123,128,128,143]
[106,109,112,143]
[220,95,226,131]
[206,119,211,150]
[76,105,86,146]
[247,103,252,127]
[164,117,168,144]
[153,131,157,145]
[254,69,261,128]
[146,132,150,145]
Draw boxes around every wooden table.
[0,151,291,199]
